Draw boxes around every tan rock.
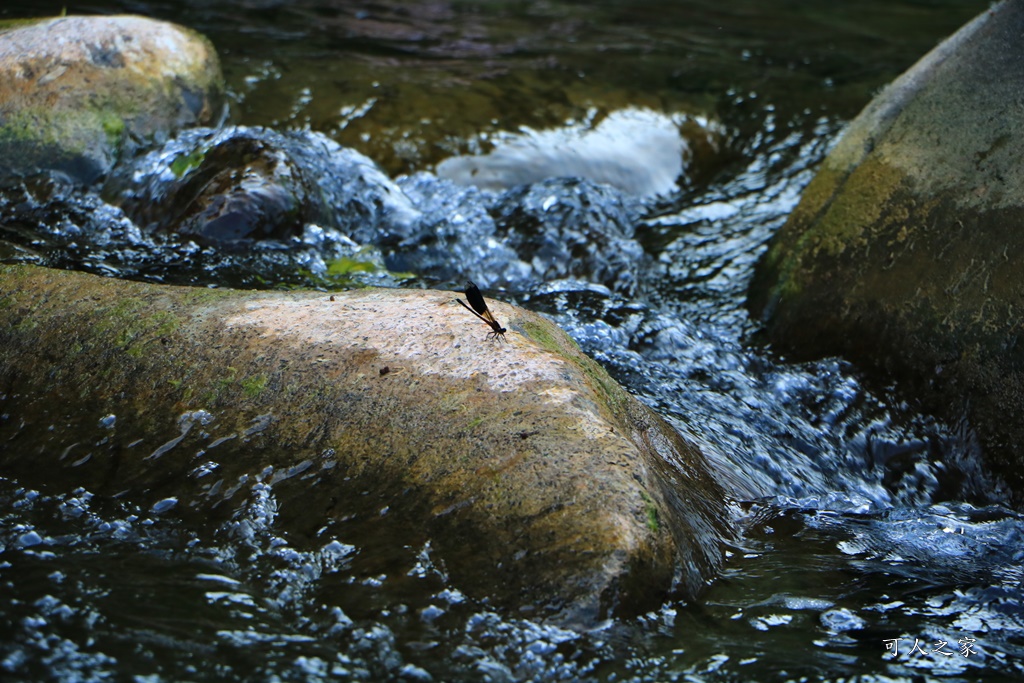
[0,264,732,624]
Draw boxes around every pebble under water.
[2,1,1022,681]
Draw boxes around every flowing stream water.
[2,1,1023,681]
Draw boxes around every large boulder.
[0,264,733,625]
[749,1,1024,500]
[0,15,223,184]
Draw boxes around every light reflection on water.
[1,0,1021,680]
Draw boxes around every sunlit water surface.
[2,1,1022,681]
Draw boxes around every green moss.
[241,373,269,399]
[521,317,628,416]
[328,257,379,276]
[520,319,566,355]
[640,490,660,533]
[178,287,240,307]
[812,160,898,255]
[575,351,630,415]
[170,148,207,178]
[217,367,238,393]
[760,160,903,313]
[93,298,146,345]
[150,310,182,337]
[14,315,38,334]
[0,101,131,164]
[100,112,126,148]
[774,269,803,302]
[88,299,188,359]
[0,109,48,144]
[291,253,395,290]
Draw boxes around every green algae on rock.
[749,0,1024,502]
[0,264,732,625]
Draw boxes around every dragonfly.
[455,282,507,343]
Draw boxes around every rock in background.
[749,1,1023,501]
[0,15,224,184]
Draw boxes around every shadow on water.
[2,0,1022,681]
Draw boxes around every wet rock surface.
[0,15,223,184]
[105,126,418,248]
[749,1,1024,501]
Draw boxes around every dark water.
[3,1,1023,681]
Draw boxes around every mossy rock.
[749,0,1024,502]
[0,15,224,184]
[0,264,732,625]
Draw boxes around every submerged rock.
[491,178,647,296]
[749,1,1024,501]
[391,174,648,295]
[0,15,223,185]
[0,264,733,625]
[100,117,653,293]
[3,122,651,294]
[106,126,420,249]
